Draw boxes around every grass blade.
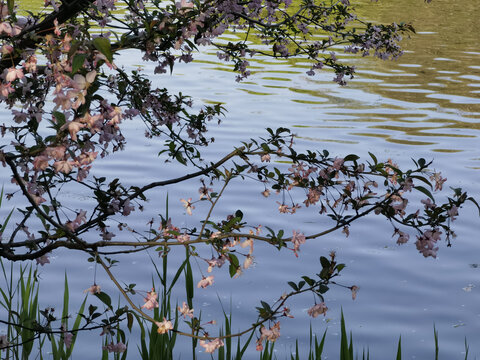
[396,336,401,360]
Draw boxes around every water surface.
[1,0,479,358]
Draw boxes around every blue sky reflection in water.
[1,0,480,358]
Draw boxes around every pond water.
[1,0,480,358]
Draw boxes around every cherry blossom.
[351,285,359,300]
[243,255,253,269]
[5,68,24,82]
[178,302,194,319]
[36,254,50,266]
[156,318,173,334]
[197,275,214,288]
[199,338,224,353]
[447,205,458,221]
[84,284,101,294]
[0,335,8,349]
[307,303,328,318]
[61,324,73,348]
[141,288,159,310]
[256,322,281,351]
[431,172,447,191]
[291,230,306,257]
[103,342,127,353]
[394,229,410,245]
[53,160,75,174]
[198,184,213,199]
[176,233,190,242]
[33,155,50,171]
[206,257,225,272]
[180,198,195,215]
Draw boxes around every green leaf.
[72,54,87,74]
[288,281,298,291]
[368,152,377,165]
[94,292,112,310]
[229,263,238,278]
[229,254,239,267]
[7,0,14,16]
[52,111,66,127]
[320,256,330,269]
[301,276,315,286]
[336,264,346,272]
[260,300,271,312]
[343,154,359,162]
[127,312,134,332]
[340,310,348,360]
[318,284,329,294]
[396,336,402,360]
[234,210,243,219]
[467,196,480,216]
[93,37,113,63]
[415,185,435,202]
[410,175,433,189]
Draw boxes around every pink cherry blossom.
[141,288,159,310]
[180,198,195,215]
[31,193,46,205]
[197,275,214,288]
[176,233,190,242]
[206,256,225,272]
[0,22,11,34]
[103,342,127,353]
[402,177,414,191]
[199,338,224,353]
[277,202,289,213]
[332,157,344,170]
[178,301,194,319]
[66,210,87,231]
[45,146,66,160]
[307,302,328,318]
[108,106,122,126]
[33,155,50,171]
[243,255,253,269]
[415,228,442,258]
[421,198,436,210]
[198,184,212,199]
[261,154,271,162]
[447,205,458,221]
[5,68,24,82]
[53,92,72,110]
[240,238,253,255]
[36,254,50,266]
[61,324,73,348]
[0,335,8,349]
[73,74,87,90]
[430,172,447,191]
[84,284,101,294]
[291,230,306,257]
[257,322,281,347]
[61,120,86,141]
[351,285,359,300]
[53,160,74,174]
[0,82,14,97]
[393,228,409,244]
[156,318,173,334]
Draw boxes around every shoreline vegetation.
[0,258,471,359]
